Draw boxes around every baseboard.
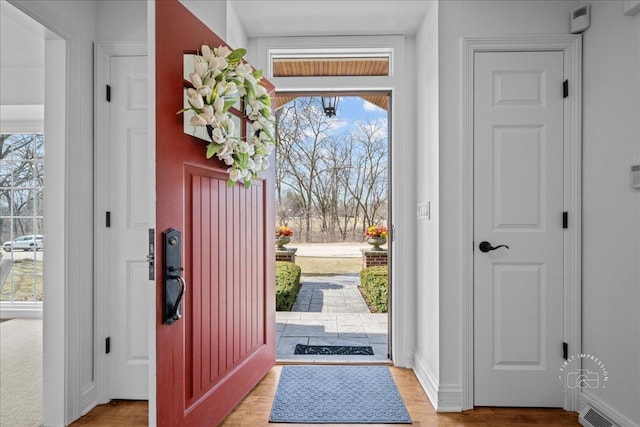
[413,353,463,412]
[580,390,638,427]
[0,303,43,319]
[437,383,464,412]
[80,383,98,418]
[413,353,438,410]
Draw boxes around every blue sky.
[334,96,386,124]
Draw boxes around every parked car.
[3,235,44,252]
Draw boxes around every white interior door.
[473,51,565,407]
[108,55,150,399]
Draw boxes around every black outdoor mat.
[294,344,374,355]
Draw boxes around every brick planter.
[275,248,297,263]
[361,248,388,269]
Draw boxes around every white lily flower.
[236,63,252,75]
[228,168,241,182]
[194,59,208,78]
[209,57,228,72]
[188,94,204,110]
[186,88,199,98]
[256,85,267,97]
[202,105,214,120]
[198,85,212,98]
[215,46,232,58]
[252,157,263,170]
[210,126,225,143]
[201,45,213,60]
[189,72,202,89]
[252,120,263,131]
[223,117,235,135]
[204,75,216,89]
[213,96,224,113]
[190,114,207,126]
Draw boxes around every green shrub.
[360,266,389,313]
[275,261,302,311]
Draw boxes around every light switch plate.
[631,165,640,189]
[417,202,431,219]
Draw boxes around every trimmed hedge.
[275,261,302,311]
[360,265,389,313]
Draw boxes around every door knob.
[479,241,510,253]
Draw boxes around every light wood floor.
[71,366,580,426]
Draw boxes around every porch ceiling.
[273,56,390,111]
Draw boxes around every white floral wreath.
[179,44,275,187]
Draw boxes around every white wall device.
[570,5,590,34]
[631,165,640,189]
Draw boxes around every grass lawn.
[295,256,362,276]
[0,259,43,301]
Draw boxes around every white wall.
[96,0,146,41]
[415,1,640,422]
[179,0,226,38]
[581,2,640,425]
[226,1,249,53]
[413,0,441,408]
[178,1,248,54]
[414,0,582,411]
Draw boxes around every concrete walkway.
[276,274,389,362]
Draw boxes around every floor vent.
[579,406,616,427]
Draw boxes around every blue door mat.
[269,365,412,424]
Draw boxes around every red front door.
[155,2,276,425]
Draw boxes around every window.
[272,56,390,77]
[0,133,45,302]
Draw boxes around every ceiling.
[1,0,432,110]
[273,57,390,77]
[272,56,391,110]
[230,0,434,38]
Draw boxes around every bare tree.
[275,97,388,243]
[353,119,388,230]
[276,97,333,242]
[0,133,45,241]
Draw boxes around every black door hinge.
[563,342,568,360]
[562,211,568,229]
[563,80,568,98]
[106,211,111,228]
[106,84,111,102]
[106,337,111,354]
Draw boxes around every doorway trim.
[256,35,414,367]
[461,35,582,411]
[6,1,93,424]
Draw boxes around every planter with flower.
[364,225,388,251]
[276,226,294,249]
[178,44,274,188]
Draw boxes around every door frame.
[94,42,153,406]
[461,35,582,411]
[258,35,413,367]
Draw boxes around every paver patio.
[276,274,389,362]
